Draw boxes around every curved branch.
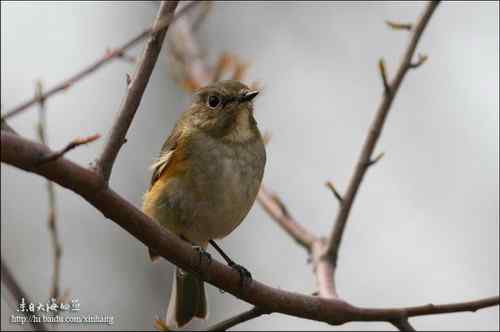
[3,131,498,327]
[325,1,440,264]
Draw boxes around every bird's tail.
[166,267,207,328]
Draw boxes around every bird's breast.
[182,133,266,242]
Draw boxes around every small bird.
[142,80,266,327]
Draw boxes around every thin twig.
[1,1,198,121]
[1,258,49,331]
[207,307,269,331]
[35,82,62,301]
[37,134,101,165]
[105,47,137,63]
[386,20,413,31]
[325,181,344,204]
[379,58,391,94]
[325,1,440,265]
[409,53,428,69]
[366,151,385,167]
[404,296,500,317]
[95,1,179,182]
[257,186,317,250]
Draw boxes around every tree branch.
[206,307,269,331]
[256,186,317,251]
[379,58,391,94]
[37,134,101,165]
[391,318,416,331]
[325,181,344,204]
[1,258,48,331]
[94,1,179,182]
[311,239,338,298]
[325,1,440,265]
[0,120,18,135]
[4,131,497,328]
[409,53,428,69]
[385,20,413,31]
[35,82,63,300]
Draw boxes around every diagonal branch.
[257,186,317,251]
[2,131,498,328]
[325,181,344,204]
[206,307,269,331]
[325,1,440,265]
[0,120,18,135]
[37,134,101,165]
[1,258,48,331]
[94,1,179,182]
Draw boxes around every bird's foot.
[229,262,252,288]
[193,246,212,268]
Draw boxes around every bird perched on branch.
[142,80,266,327]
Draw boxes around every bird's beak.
[239,90,259,103]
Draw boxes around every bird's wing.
[149,129,182,188]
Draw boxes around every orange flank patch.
[150,148,189,195]
[143,146,190,220]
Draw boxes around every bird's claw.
[229,262,252,287]
[193,246,212,268]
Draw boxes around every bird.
[142,80,266,328]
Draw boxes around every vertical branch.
[35,82,62,300]
[95,1,179,182]
[311,239,338,298]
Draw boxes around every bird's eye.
[207,95,221,109]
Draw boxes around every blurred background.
[1,1,498,331]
